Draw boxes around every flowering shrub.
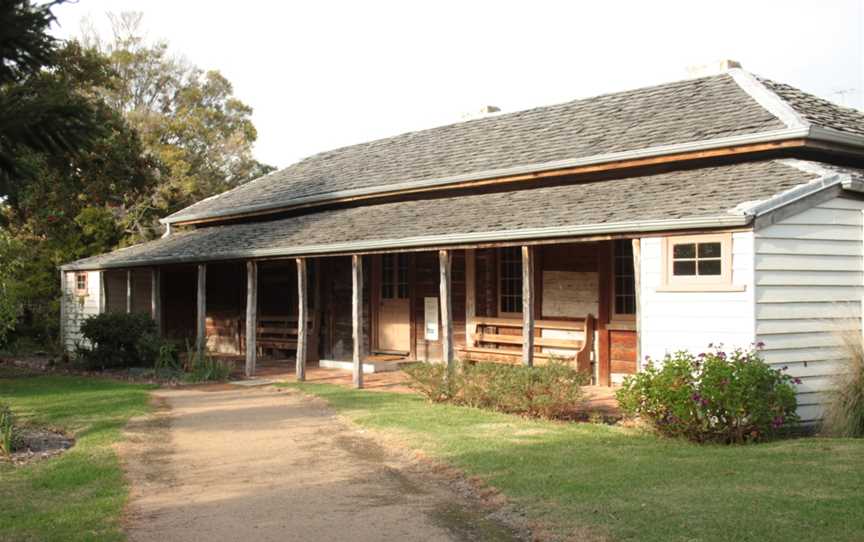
[616,345,799,443]
[403,359,588,419]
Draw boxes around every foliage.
[0,402,16,455]
[822,332,864,437]
[82,12,275,237]
[616,346,799,443]
[288,382,864,542]
[153,341,181,376]
[1,12,272,350]
[0,0,101,189]
[76,312,159,369]
[403,359,588,419]
[182,342,232,382]
[0,371,153,540]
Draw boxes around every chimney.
[461,105,501,121]
[686,59,742,78]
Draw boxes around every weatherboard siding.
[62,271,102,352]
[754,197,864,422]
[638,232,756,364]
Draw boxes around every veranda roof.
[63,159,862,271]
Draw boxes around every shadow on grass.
[288,382,864,542]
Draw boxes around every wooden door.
[377,254,410,353]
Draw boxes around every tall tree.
[84,13,274,238]
[1,41,159,346]
[0,0,100,193]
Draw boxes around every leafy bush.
[77,312,159,369]
[822,332,864,437]
[403,359,588,419]
[616,346,799,443]
[182,343,232,383]
[0,403,16,455]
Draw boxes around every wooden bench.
[457,315,595,373]
[240,315,313,355]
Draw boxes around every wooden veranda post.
[245,260,258,377]
[151,268,161,336]
[439,250,454,370]
[465,249,476,348]
[126,269,132,314]
[351,255,364,389]
[296,258,308,381]
[632,239,643,370]
[99,271,106,314]
[521,246,535,367]
[196,264,206,355]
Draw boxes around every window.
[381,254,409,299]
[613,240,636,317]
[75,272,88,296]
[662,234,739,290]
[499,247,522,314]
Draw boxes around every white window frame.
[659,233,744,292]
[75,272,88,297]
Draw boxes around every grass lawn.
[287,382,864,542]
[0,368,153,542]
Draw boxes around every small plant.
[616,345,799,443]
[0,403,16,455]
[822,332,864,437]
[183,342,232,383]
[403,358,588,419]
[153,341,181,377]
[77,312,159,369]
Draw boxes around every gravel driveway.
[120,385,524,542]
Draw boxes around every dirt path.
[120,385,526,542]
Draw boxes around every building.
[61,68,864,422]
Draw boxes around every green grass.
[287,382,864,542]
[0,368,154,542]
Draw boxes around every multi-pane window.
[662,234,733,289]
[671,242,722,277]
[382,254,409,299]
[75,272,88,295]
[499,247,522,314]
[614,240,636,316]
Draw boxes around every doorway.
[376,254,411,353]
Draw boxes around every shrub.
[616,346,799,443]
[0,403,16,455]
[77,312,159,369]
[402,361,459,402]
[822,332,864,437]
[403,358,588,419]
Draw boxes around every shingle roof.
[758,77,864,136]
[65,160,855,270]
[164,72,791,224]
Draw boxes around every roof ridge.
[727,68,809,130]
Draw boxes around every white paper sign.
[424,297,439,341]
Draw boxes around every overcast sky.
[52,0,864,170]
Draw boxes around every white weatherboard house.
[61,68,864,423]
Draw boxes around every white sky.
[52,0,864,169]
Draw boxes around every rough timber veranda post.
[296,257,308,382]
[351,254,364,389]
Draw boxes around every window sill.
[656,284,747,293]
[607,321,637,331]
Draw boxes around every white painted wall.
[638,232,756,364]
[754,197,864,423]
[61,271,102,352]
